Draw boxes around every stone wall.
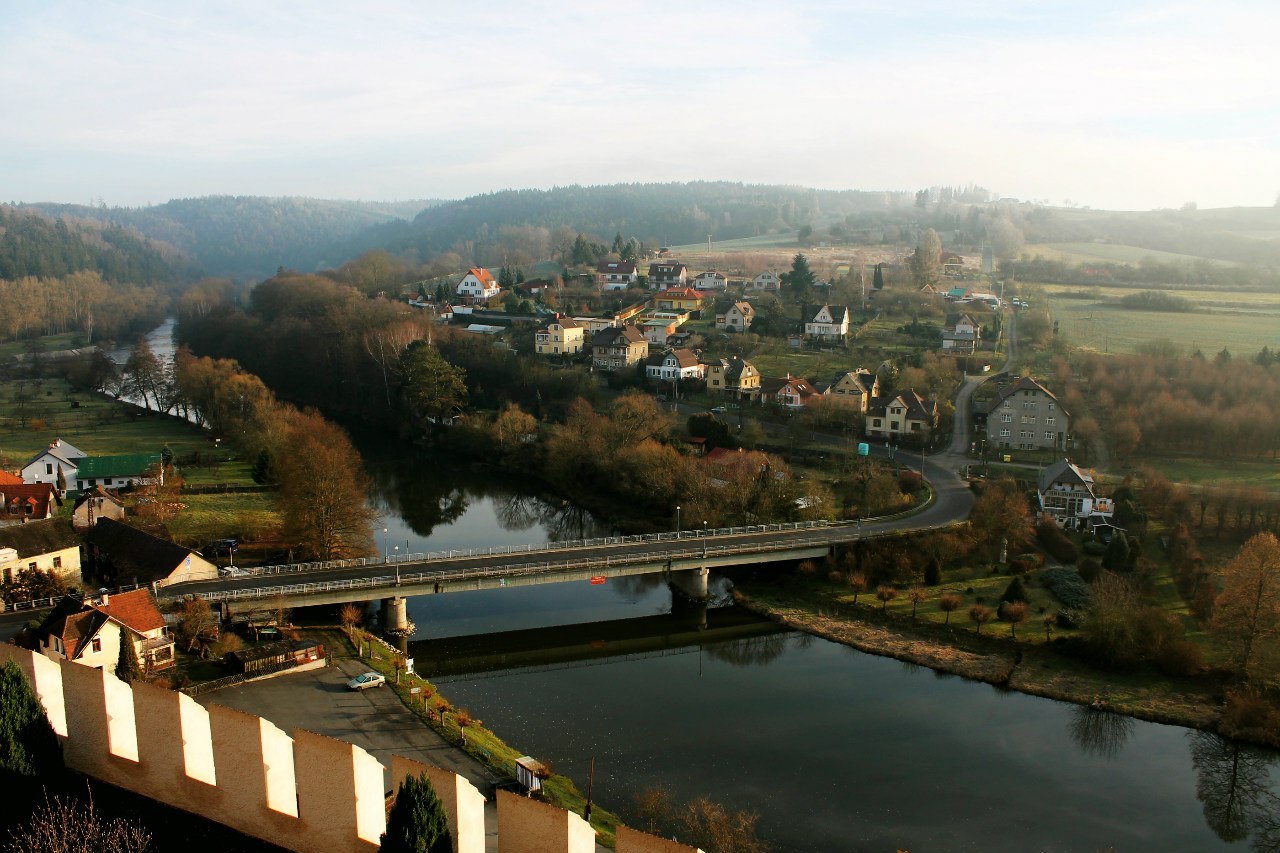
[0,645,701,853]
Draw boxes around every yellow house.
[654,288,704,314]
[35,588,176,673]
[0,518,82,585]
[826,369,879,412]
[706,356,761,397]
[535,317,585,355]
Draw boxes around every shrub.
[1041,566,1092,609]
[1219,687,1280,746]
[1001,576,1029,604]
[1077,558,1102,583]
[1036,519,1079,563]
[1155,639,1204,677]
[1054,608,1083,630]
[1082,540,1107,556]
[898,470,923,493]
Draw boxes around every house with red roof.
[456,267,501,303]
[0,482,57,525]
[33,588,175,673]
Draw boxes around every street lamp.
[382,527,389,563]
[393,545,401,586]
[675,504,681,533]
[702,521,708,558]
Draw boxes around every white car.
[347,671,386,691]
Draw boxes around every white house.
[941,313,981,353]
[456,268,501,302]
[645,348,705,382]
[1037,459,1115,530]
[804,305,851,341]
[648,262,687,290]
[597,261,638,290]
[716,301,755,332]
[693,271,728,291]
[34,588,176,674]
[20,439,85,486]
[749,271,782,291]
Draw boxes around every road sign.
[405,658,414,675]
[590,576,606,585]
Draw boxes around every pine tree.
[381,772,451,853]
[1001,575,1029,603]
[55,465,66,495]
[251,448,277,485]
[872,263,884,290]
[1103,534,1130,573]
[0,660,63,779]
[785,253,816,304]
[116,635,143,683]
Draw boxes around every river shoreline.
[732,582,1234,737]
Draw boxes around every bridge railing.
[216,519,840,581]
[182,528,879,604]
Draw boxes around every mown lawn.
[166,492,281,550]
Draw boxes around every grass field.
[0,332,85,360]
[666,232,801,253]
[1025,242,1237,267]
[1038,286,1280,355]
[167,492,281,549]
[1137,456,1280,492]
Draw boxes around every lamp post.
[675,504,681,533]
[702,520,708,558]
[393,545,400,586]
[382,527,389,563]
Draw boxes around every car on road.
[347,672,386,691]
[710,406,727,413]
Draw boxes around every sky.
[3,0,1278,211]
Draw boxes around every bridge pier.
[668,567,709,603]
[381,596,413,637]
[670,592,709,631]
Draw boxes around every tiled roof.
[72,485,125,511]
[86,518,198,583]
[0,518,79,557]
[0,483,56,520]
[95,588,167,634]
[658,287,702,299]
[1038,459,1094,494]
[466,267,495,284]
[989,376,1065,414]
[596,261,637,274]
[0,471,23,486]
[649,262,686,276]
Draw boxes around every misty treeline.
[1006,254,1280,291]
[0,205,184,284]
[1053,351,1280,460]
[0,270,168,345]
[21,196,438,279]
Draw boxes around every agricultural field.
[1037,285,1280,355]
[1023,242,1236,267]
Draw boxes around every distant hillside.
[0,205,186,284]
[24,196,441,279]
[372,182,916,259]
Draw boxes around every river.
[151,319,1280,851]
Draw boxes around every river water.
[154,320,1280,851]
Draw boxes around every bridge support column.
[381,596,412,637]
[670,591,709,630]
[668,567,710,603]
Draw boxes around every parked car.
[711,406,727,413]
[347,672,386,691]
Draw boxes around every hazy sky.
[4,1,1277,210]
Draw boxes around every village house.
[645,348,705,382]
[749,271,782,291]
[866,390,938,440]
[693,271,728,291]
[716,301,755,332]
[0,518,82,584]
[648,261,687,290]
[575,316,620,334]
[0,482,57,525]
[654,287,705,315]
[85,518,219,587]
[596,261,638,290]
[33,588,175,674]
[941,251,965,276]
[705,356,761,398]
[984,375,1070,452]
[20,439,85,487]
[591,326,649,371]
[804,305,851,341]
[535,316,585,356]
[455,267,501,302]
[941,313,981,354]
[71,485,127,530]
[73,453,162,493]
[641,317,680,346]
[825,369,879,411]
[1037,459,1115,531]
[763,375,822,409]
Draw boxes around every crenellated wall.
[0,645,702,853]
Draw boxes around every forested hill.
[370,182,917,258]
[0,205,186,284]
[22,196,440,279]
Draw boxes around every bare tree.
[6,790,152,853]
[907,587,926,619]
[875,585,898,612]
[969,603,994,634]
[939,593,963,625]
[848,573,867,605]
[1004,601,1029,640]
[1213,532,1280,680]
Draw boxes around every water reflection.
[703,632,792,668]
[1189,731,1280,849]
[1068,706,1136,761]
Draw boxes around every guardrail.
[214,520,840,581]
[181,525,953,605]
[1,582,147,615]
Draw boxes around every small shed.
[515,756,548,793]
[226,639,325,674]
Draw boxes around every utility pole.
[584,757,595,822]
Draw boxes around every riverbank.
[733,580,1229,735]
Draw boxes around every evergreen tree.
[570,234,595,266]
[784,253,816,304]
[1001,575,1029,603]
[872,263,884,290]
[1103,534,1131,573]
[55,465,66,494]
[612,231,625,255]
[116,636,143,683]
[0,660,63,779]
[251,448,277,485]
[381,772,451,853]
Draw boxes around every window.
[1000,428,1010,437]
[1046,416,1056,425]
[53,556,62,569]
[46,463,53,475]
[873,419,883,428]
[1048,402,1055,411]
[1002,401,1011,409]
[28,562,36,572]
[1045,431,1055,441]
[1001,413,1012,422]
[91,638,101,653]
[1022,416,1034,424]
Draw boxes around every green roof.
[74,454,162,482]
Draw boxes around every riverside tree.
[1213,532,1280,681]
[400,341,468,431]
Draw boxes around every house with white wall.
[20,439,85,486]
[455,268,501,302]
[804,305,851,341]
